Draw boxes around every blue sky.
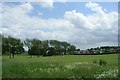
[4,2,118,19]
[1,2,118,49]
[28,2,118,19]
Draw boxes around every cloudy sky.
[1,1,118,49]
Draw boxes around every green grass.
[0,56,2,79]
[2,54,118,79]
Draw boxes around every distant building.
[74,46,119,55]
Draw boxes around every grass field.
[2,54,118,79]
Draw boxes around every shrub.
[99,59,107,66]
[92,60,98,64]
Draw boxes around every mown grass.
[2,54,118,79]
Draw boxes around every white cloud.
[20,2,33,11]
[64,10,95,30]
[39,0,53,8]
[2,2,118,49]
[86,2,105,14]
[63,3,118,49]
[27,0,53,8]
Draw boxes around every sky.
[1,1,118,49]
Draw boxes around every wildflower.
[54,67,58,70]
[94,68,118,79]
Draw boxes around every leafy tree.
[41,40,49,56]
[68,45,76,54]
[24,39,42,56]
[2,36,9,54]
[2,35,24,58]
[61,42,70,55]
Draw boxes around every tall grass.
[2,54,118,79]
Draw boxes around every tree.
[0,34,1,55]
[2,36,9,54]
[24,39,33,51]
[24,39,42,56]
[41,40,49,56]
[2,35,78,57]
[49,40,61,55]
[2,35,24,58]
[9,37,25,58]
[68,45,76,54]
[61,42,70,55]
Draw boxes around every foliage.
[94,68,118,79]
[92,59,107,66]
[92,59,98,64]
[24,39,76,56]
[99,59,107,66]
[2,35,25,55]
[2,35,77,56]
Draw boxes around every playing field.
[2,54,118,79]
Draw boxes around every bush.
[99,59,107,66]
[92,60,98,64]
[92,59,107,66]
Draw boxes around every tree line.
[1,35,76,57]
